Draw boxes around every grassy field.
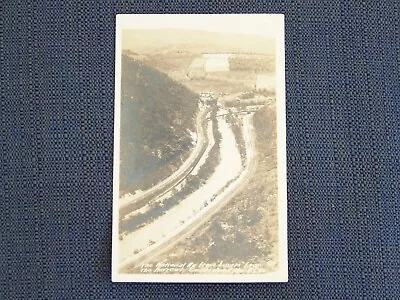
[121,28,277,98]
[229,55,275,73]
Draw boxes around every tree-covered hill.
[119,55,199,192]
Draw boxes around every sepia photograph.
[112,14,287,282]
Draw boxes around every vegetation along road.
[119,106,212,218]
[119,111,257,272]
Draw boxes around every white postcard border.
[112,14,287,283]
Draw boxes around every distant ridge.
[122,29,275,55]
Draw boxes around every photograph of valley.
[113,14,287,282]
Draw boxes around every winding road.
[119,106,211,218]
[119,112,257,273]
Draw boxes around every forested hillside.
[119,55,199,192]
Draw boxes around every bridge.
[206,108,263,120]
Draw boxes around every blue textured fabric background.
[1,1,399,299]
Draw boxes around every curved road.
[119,106,211,215]
[120,113,257,273]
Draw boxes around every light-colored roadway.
[119,113,257,272]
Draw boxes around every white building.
[203,54,230,72]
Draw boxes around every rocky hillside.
[119,55,199,192]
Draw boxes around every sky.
[117,14,284,38]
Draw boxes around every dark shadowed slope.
[119,55,199,192]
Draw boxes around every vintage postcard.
[112,14,287,282]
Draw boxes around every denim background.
[1,1,399,299]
